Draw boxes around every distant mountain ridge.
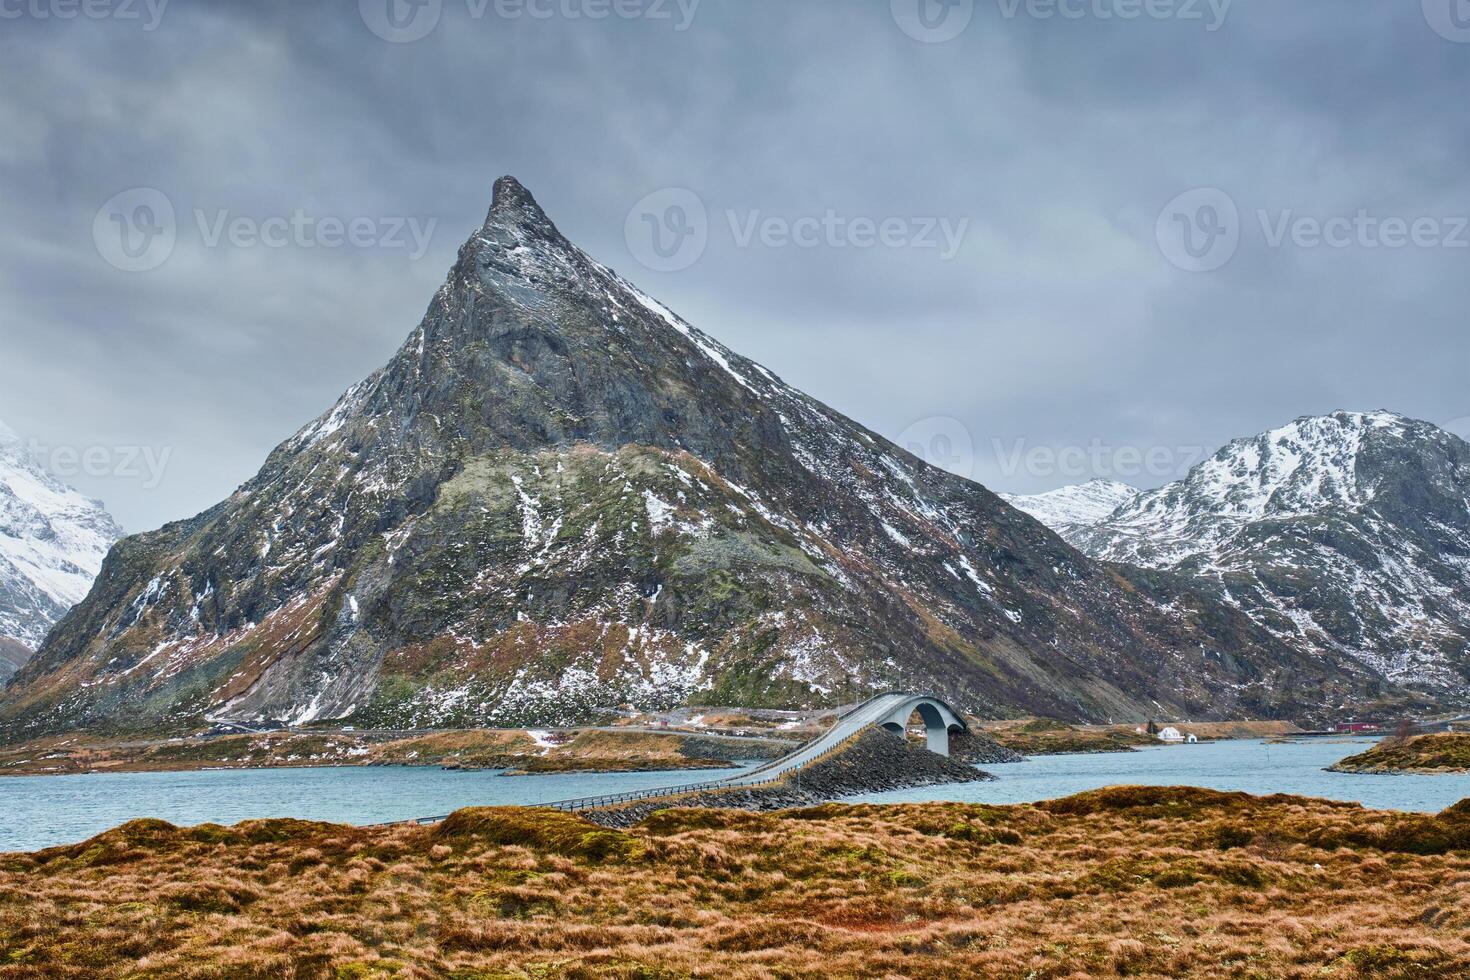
[0,420,123,665]
[1027,412,1470,697]
[0,181,1430,738]
[1002,479,1138,540]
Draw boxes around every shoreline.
[0,715,1312,778]
[0,726,803,779]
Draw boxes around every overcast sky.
[2,0,1467,532]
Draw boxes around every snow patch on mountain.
[1002,479,1138,542]
[0,423,124,650]
[1073,411,1470,693]
[1081,411,1408,568]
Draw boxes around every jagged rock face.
[1002,480,1138,542]
[0,422,123,655]
[0,181,1416,738]
[1073,412,1470,695]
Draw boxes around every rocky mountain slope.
[0,421,122,663]
[0,637,31,685]
[1002,479,1137,542]
[0,180,1417,739]
[1069,412,1470,697]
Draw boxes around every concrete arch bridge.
[550,691,970,813]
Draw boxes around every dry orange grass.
[1330,733,1470,774]
[2,786,1468,978]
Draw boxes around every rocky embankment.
[949,729,1025,764]
[584,728,994,828]
[1328,733,1470,774]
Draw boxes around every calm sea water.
[852,737,1470,811]
[2,738,1466,853]
[0,764,760,853]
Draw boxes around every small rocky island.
[1328,733,1470,774]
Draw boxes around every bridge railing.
[703,692,903,783]
[539,696,895,814]
[546,728,870,813]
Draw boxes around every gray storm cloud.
[0,0,1465,531]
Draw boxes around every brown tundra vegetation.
[1329,732,1470,774]
[3,786,1469,978]
[0,728,779,778]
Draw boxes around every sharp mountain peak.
[1,182,1442,739]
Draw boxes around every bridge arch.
[874,694,967,756]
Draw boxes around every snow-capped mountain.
[0,181,1417,738]
[1074,411,1470,695]
[1002,479,1138,542]
[0,421,123,672]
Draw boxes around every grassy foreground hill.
[3,787,1469,977]
[1330,733,1470,774]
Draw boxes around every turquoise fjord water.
[1,738,1466,853]
[851,736,1470,811]
[0,763,763,853]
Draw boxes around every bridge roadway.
[545,691,967,813]
[374,692,967,824]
